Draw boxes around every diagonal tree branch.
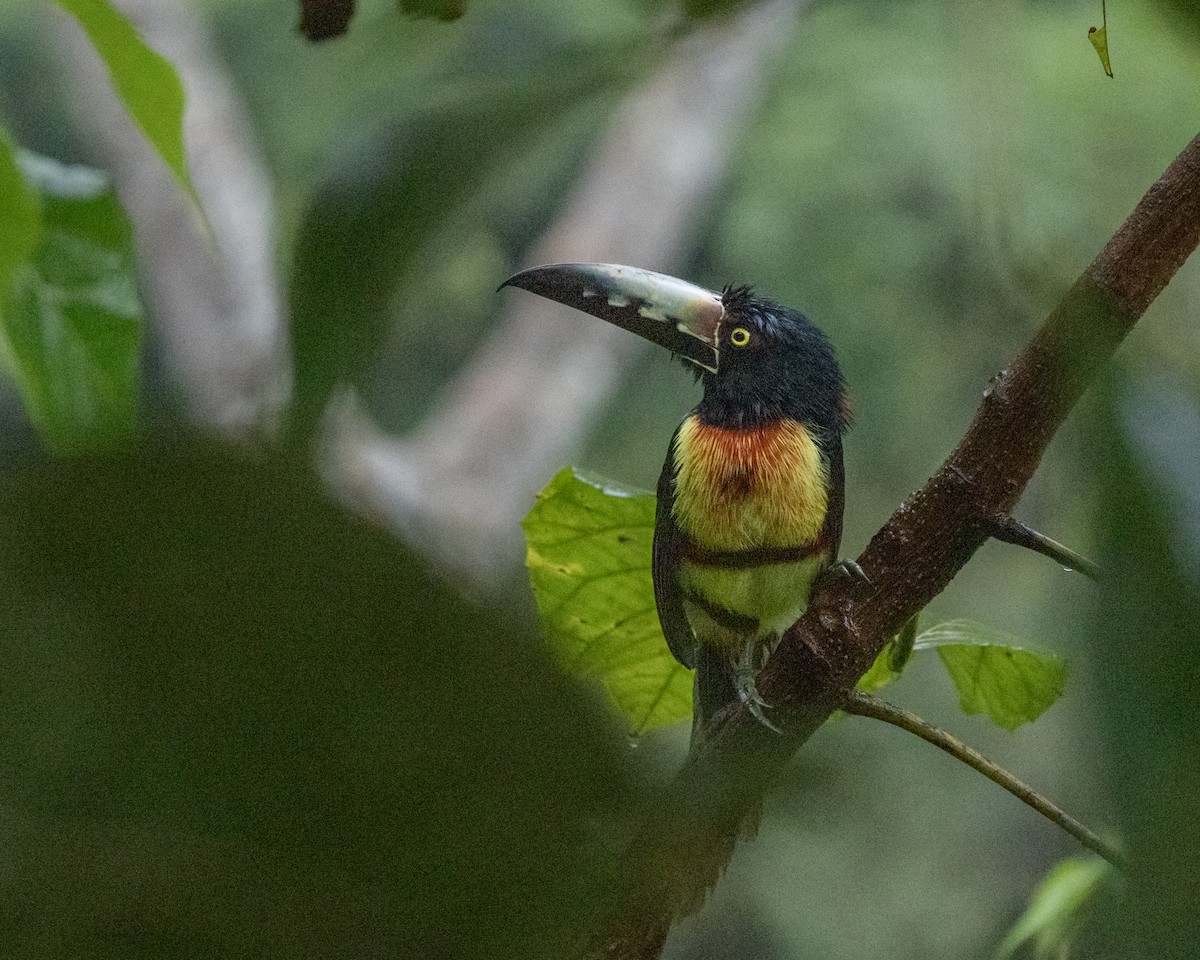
[589,129,1200,958]
[843,691,1125,868]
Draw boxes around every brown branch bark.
[989,515,1101,580]
[588,130,1200,959]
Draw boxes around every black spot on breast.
[720,467,755,498]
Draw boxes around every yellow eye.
[730,327,751,347]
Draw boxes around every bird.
[502,263,855,740]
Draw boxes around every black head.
[697,285,847,437]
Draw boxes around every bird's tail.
[688,642,737,752]
[688,644,764,843]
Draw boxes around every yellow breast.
[671,416,829,551]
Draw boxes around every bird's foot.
[733,648,782,734]
[828,558,871,588]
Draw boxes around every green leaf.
[0,154,142,451]
[994,856,1114,959]
[523,467,692,734]
[0,130,42,309]
[1088,0,1114,78]
[856,642,901,693]
[915,620,1068,730]
[53,0,196,202]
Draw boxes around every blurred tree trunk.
[56,0,289,441]
[55,0,805,590]
[330,0,803,590]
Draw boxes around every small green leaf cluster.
[0,139,142,452]
[860,619,1068,731]
[0,0,204,452]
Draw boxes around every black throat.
[693,294,847,445]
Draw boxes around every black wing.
[819,430,846,561]
[652,429,696,669]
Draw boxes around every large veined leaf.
[915,620,1068,730]
[0,152,142,451]
[53,0,196,204]
[523,467,692,734]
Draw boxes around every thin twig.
[990,516,1101,581]
[843,691,1126,870]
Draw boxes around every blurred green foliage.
[0,0,1198,957]
[53,0,195,203]
[0,440,625,958]
[0,145,141,452]
[399,0,467,21]
[1089,378,1200,959]
[0,129,41,299]
[994,855,1116,959]
[683,0,757,20]
[286,47,626,439]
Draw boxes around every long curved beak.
[500,263,723,373]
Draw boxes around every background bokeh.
[1,0,1197,956]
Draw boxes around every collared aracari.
[503,263,853,735]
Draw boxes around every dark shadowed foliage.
[0,437,625,959]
